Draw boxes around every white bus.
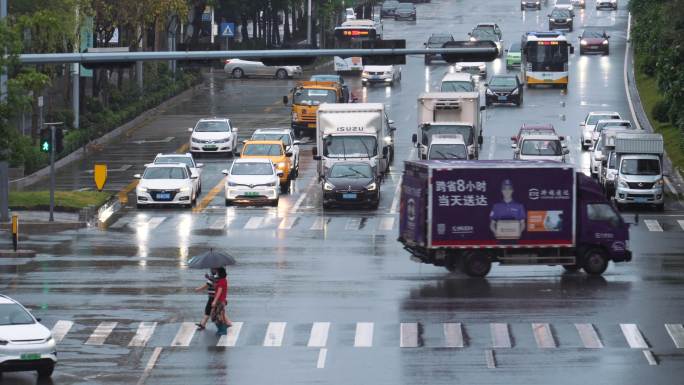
[333,19,383,73]
[521,31,574,89]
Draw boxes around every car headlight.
[486,88,494,95]
[511,88,519,95]
[469,37,477,42]
[618,179,629,188]
[602,40,609,45]
[137,186,148,193]
[268,181,278,187]
[580,39,587,45]
[191,137,201,143]
[550,18,556,22]
[566,18,572,22]
[362,71,369,77]
[324,182,335,191]
[277,162,287,169]
[292,112,298,121]
[366,182,377,191]
[227,181,238,187]
[180,186,192,193]
[656,178,664,186]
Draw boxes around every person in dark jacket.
[194,268,217,330]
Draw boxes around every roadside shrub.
[652,100,670,122]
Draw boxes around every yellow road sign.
[94,164,107,191]
[11,215,18,235]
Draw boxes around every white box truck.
[313,103,395,180]
[412,92,484,160]
[613,132,665,211]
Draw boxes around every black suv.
[548,8,573,32]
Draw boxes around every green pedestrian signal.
[39,128,52,153]
[41,141,50,152]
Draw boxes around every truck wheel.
[463,252,491,277]
[280,182,290,194]
[582,248,608,276]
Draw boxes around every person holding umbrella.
[212,267,232,335]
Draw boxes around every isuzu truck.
[398,160,633,277]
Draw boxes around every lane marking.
[209,218,226,230]
[400,322,419,348]
[665,324,684,348]
[193,177,226,213]
[132,136,174,144]
[678,220,684,231]
[532,323,556,348]
[146,216,166,230]
[316,348,328,369]
[345,218,362,230]
[264,322,287,347]
[310,217,329,231]
[490,323,512,348]
[170,322,196,347]
[110,216,132,229]
[291,179,316,213]
[643,350,658,366]
[354,322,374,347]
[129,322,157,347]
[378,217,395,231]
[575,323,603,349]
[136,347,162,385]
[217,322,243,347]
[279,217,298,230]
[51,320,74,343]
[389,175,403,214]
[307,322,330,348]
[176,143,190,154]
[644,219,663,232]
[487,135,497,160]
[443,323,464,348]
[620,323,649,349]
[85,321,117,345]
[244,216,264,230]
[485,349,496,369]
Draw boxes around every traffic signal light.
[440,40,499,63]
[39,127,64,154]
[362,39,406,65]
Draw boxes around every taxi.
[240,140,293,192]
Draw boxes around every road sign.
[220,23,235,38]
[93,164,107,192]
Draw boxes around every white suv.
[0,295,57,378]
[188,118,238,157]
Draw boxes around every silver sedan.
[223,59,303,79]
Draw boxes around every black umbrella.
[188,249,237,269]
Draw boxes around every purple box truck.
[398,160,632,277]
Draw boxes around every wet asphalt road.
[3,0,684,384]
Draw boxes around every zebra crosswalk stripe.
[665,324,684,349]
[443,323,464,348]
[644,219,663,232]
[264,322,287,347]
[307,322,330,348]
[354,322,374,347]
[170,322,196,347]
[490,323,512,348]
[620,323,649,348]
[129,322,157,347]
[85,321,117,345]
[217,322,243,347]
[51,320,73,343]
[575,323,603,349]
[244,216,264,230]
[400,323,419,348]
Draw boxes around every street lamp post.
[307,0,312,46]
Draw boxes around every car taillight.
[224,60,231,64]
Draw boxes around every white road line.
[307,322,331,348]
[378,217,395,231]
[129,322,157,347]
[620,323,650,349]
[263,322,287,347]
[575,323,603,349]
[51,320,74,343]
[110,217,131,229]
[170,322,196,347]
[678,220,684,231]
[443,323,464,348]
[644,219,663,232]
[244,216,264,230]
[209,218,226,230]
[643,350,658,366]
[389,176,403,214]
[279,217,298,230]
[310,217,329,231]
[345,218,362,230]
[490,323,512,348]
[354,322,374,347]
[400,323,419,348]
[487,136,497,160]
[317,348,328,369]
[291,180,316,213]
[532,323,556,348]
[485,349,496,369]
[217,322,243,347]
[665,324,684,348]
[136,347,163,385]
[624,12,641,130]
[85,321,117,345]
[146,217,166,230]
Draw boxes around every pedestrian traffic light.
[39,128,51,153]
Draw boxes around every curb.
[0,249,36,258]
[10,80,205,191]
[0,222,85,231]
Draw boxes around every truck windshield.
[422,125,473,145]
[521,139,562,156]
[428,144,467,160]
[293,89,336,105]
[440,81,474,92]
[620,158,661,176]
[323,136,377,158]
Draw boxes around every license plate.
[156,193,171,200]
[634,197,648,203]
[244,192,259,197]
[497,96,507,101]
[342,193,357,199]
[203,145,217,150]
[307,123,316,128]
[20,353,41,360]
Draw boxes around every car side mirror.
[187,127,194,133]
[221,169,229,175]
[580,122,585,126]
[389,126,396,132]
[192,175,199,179]
[412,133,418,144]
[563,148,570,155]
[570,45,575,54]
[352,96,359,103]
[478,135,484,145]
[606,35,610,39]
[559,136,566,141]
[511,143,517,149]
[285,152,293,157]
[292,140,301,146]
[282,95,289,105]
[388,119,395,125]
[483,83,488,87]
[196,163,204,168]
[480,106,486,111]
[232,127,239,132]
[510,136,517,142]
[276,170,284,176]
[134,174,141,179]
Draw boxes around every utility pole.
[0,0,9,223]
[307,0,312,46]
[44,122,63,223]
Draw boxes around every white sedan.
[152,153,204,194]
[224,58,303,79]
[189,118,238,157]
[135,163,198,208]
[222,158,282,206]
[361,65,401,86]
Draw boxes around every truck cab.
[427,134,468,160]
[284,81,346,138]
[613,133,664,211]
